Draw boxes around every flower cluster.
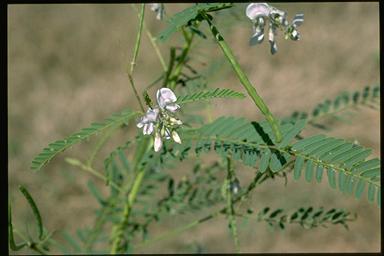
[137,88,182,152]
[150,3,165,20]
[246,3,304,54]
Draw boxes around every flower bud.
[171,130,182,144]
[154,132,163,152]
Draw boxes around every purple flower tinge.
[246,3,304,54]
[137,87,182,152]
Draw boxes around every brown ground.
[8,3,380,254]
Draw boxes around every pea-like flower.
[150,3,165,20]
[137,87,182,152]
[246,3,304,54]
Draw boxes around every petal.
[250,29,264,45]
[172,131,182,144]
[137,120,144,128]
[154,132,163,152]
[249,17,265,45]
[268,24,278,54]
[150,3,161,12]
[165,103,180,112]
[246,3,271,20]
[156,88,177,109]
[144,123,154,135]
[146,108,159,122]
[269,40,278,55]
[292,13,304,27]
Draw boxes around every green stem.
[133,171,267,250]
[110,137,151,254]
[168,27,195,90]
[131,4,167,72]
[134,211,220,251]
[128,4,146,112]
[65,158,123,193]
[202,12,282,143]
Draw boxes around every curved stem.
[65,158,123,193]
[202,12,282,142]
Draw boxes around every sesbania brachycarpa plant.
[9,3,380,254]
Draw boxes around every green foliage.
[9,203,27,251]
[9,186,53,254]
[158,3,232,42]
[18,186,44,240]
[171,116,380,206]
[284,85,380,128]
[291,135,380,206]
[20,3,380,253]
[177,88,245,104]
[176,116,303,171]
[31,109,138,171]
[253,206,356,230]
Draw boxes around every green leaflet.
[305,160,314,182]
[180,116,379,206]
[283,84,380,126]
[315,164,323,183]
[31,109,138,171]
[278,119,307,148]
[158,3,232,42]
[177,88,245,104]
[293,156,304,180]
[259,149,271,173]
[255,206,355,230]
[327,169,337,189]
[291,135,380,206]
[19,186,44,240]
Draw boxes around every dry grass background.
[8,3,380,254]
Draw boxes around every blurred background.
[8,3,380,254]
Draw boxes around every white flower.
[150,3,165,20]
[136,108,159,135]
[246,3,271,20]
[137,87,183,152]
[246,3,304,54]
[156,88,180,112]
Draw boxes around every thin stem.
[133,171,268,250]
[86,127,115,167]
[65,158,123,193]
[202,12,282,143]
[168,28,195,90]
[127,4,146,112]
[131,4,167,72]
[134,211,221,251]
[145,73,164,90]
[128,74,145,112]
[110,137,151,254]
[130,4,145,75]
